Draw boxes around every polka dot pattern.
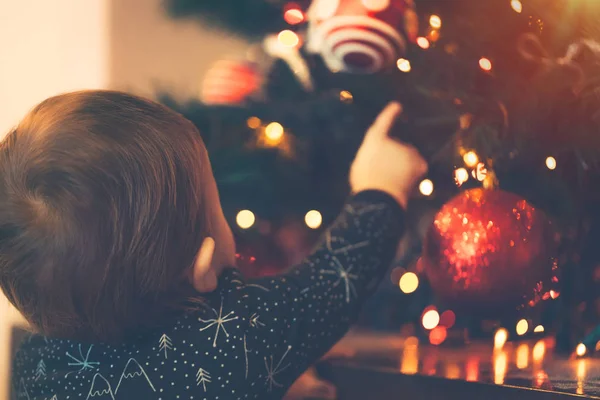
[12,191,405,400]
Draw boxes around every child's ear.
[192,237,218,293]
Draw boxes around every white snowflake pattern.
[249,313,265,328]
[264,345,292,392]
[199,298,239,347]
[65,345,99,378]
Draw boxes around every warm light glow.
[474,163,487,181]
[429,15,442,29]
[429,326,447,346]
[428,29,440,42]
[479,57,492,71]
[397,58,411,72]
[550,290,559,299]
[439,310,456,329]
[533,340,546,363]
[577,359,586,395]
[247,116,261,129]
[516,319,529,336]
[466,357,479,382]
[417,37,430,49]
[494,351,507,385]
[534,325,545,333]
[400,337,419,375]
[511,0,523,13]
[516,343,529,369]
[445,363,460,380]
[236,210,256,229]
[278,30,300,47]
[494,328,508,350]
[340,90,354,103]
[546,156,557,170]
[265,122,284,142]
[419,179,434,196]
[422,309,440,330]
[305,210,323,229]
[454,168,469,186]
[399,272,419,294]
[361,0,391,12]
[284,8,305,25]
[463,151,479,167]
[576,343,587,357]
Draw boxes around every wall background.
[0,0,249,396]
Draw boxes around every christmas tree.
[160,0,600,353]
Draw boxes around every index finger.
[364,102,403,141]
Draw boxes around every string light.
[339,90,354,103]
[516,319,529,336]
[417,37,430,49]
[479,57,493,71]
[247,116,261,129]
[546,156,557,170]
[304,210,323,229]
[463,151,479,167]
[494,328,508,350]
[278,30,300,47]
[419,179,434,196]
[284,8,305,25]
[399,272,419,294]
[429,15,442,29]
[265,122,284,143]
[534,325,545,333]
[236,210,256,229]
[396,58,411,72]
[422,309,440,330]
[454,168,469,186]
[576,343,587,357]
[511,0,523,13]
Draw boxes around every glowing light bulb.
[284,8,305,25]
[479,57,492,71]
[417,37,430,49]
[265,122,284,143]
[339,90,353,103]
[361,0,391,12]
[278,30,300,47]
[397,58,411,72]
[516,319,529,336]
[236,210,256,229]
[399,272,419,294]
[463,151,479,167]
[429,15,442,29]
[454,168,469,186]
[576,343,587,357]
[511,0,523,13]
[247,116,261,129]
[534,325,544,333]
[419,179,434,196]
[546,156,556,170]
[494,328,508,350]
[422,309,440,330]
[304,210,323,229]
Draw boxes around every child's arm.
[230,189,405,389]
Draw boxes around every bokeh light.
[511,0,523,13]
[284,8,305,25]
[534,325,545,333]
[533,340,546,363]
[419,179,434,196]
[265,122,284,142]
[454,168,469,186]
[422,309,440,330]
[399,272,419,294]
[576,343,587,357]
[479,57,492,71]
[546,156,557,170]
[361,0,391,12]
[516,343,529,369]
[463,151,479,167]
[236,210,256,229]
[247,116,261,129]
[417,37,430,49]
[494,328,508,350]
[397,58,411,72]
[516,319,529,336]
[439,310,456,329]
[339,90,354,103]
[429,326,447,345]
[429,15,442,29]
[304,210,323,229]
[278,30,300,47]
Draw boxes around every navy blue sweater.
[13,191,405,400]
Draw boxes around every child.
[1,91,426,399]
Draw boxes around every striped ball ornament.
[201,60,263,105]
[306,0,418,74]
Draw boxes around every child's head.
[0,90,236,342]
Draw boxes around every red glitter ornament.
[423,188,559,314]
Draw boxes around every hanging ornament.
[423,188,559,314]
[306,0,418,73]
[201,59,263,105]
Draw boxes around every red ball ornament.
[423,188,559,314]
[306,0,418,73]
[201,60,263,105]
